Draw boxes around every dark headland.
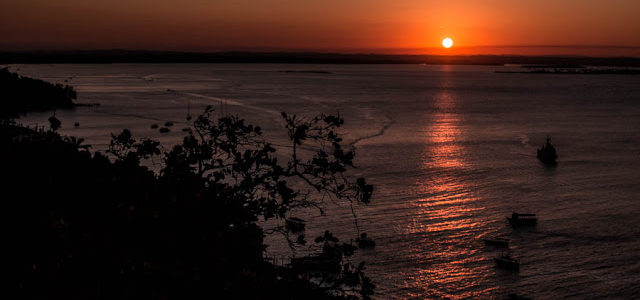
[2,68,376,299]
[2,50,640,66]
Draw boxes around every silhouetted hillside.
[0,68,76,118]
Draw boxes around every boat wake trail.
[91,111,168,123]
[349,114,395,149]
[181,92,281,116]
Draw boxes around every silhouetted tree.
[2,104,375,299]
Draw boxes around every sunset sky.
[2,0,639,56]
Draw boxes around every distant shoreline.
[2,50,640,67]
[496,68,640,75]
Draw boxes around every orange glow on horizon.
[2,0,639,56]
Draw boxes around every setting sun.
[442,38,453,48]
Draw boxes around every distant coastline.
[496,68,640,75]
[2,50,640,67]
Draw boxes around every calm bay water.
[11,64,640,299]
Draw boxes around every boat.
[537,135,558,164]
[507,213,537,228]
[290,253,341,274]
[356,233,376,249]
[494,255,520,271]
[285,217,306,233]
[507,293,532,300]
[483,237,510,248]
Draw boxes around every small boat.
[494,255,520,271]
[507,213,537,228]
[285,217,306,233]
[290,253,342,274]
[537,135,558,165]
[356,233,376,249]
[483,237,510,248]
[507,293,532,300]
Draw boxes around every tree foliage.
[3,106,375,299]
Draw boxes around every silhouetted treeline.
[0,68,76,118]
[2,50,640,66]
[2,103,375,299]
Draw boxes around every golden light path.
[403,69,493,298]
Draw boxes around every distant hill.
[2,50,640,66]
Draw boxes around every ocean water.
[11,64,640,299]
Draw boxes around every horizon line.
[3,48,640,58]
[3,44,640,51]
[3,45,640,58]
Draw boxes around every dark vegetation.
[3,50,640,66]
[2,72,376,299]
[0,68,76,118]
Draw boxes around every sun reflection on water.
[400,87,495,298]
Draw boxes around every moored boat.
[483,237,510,248]
[494,255,520,271]
[537,135,558,165]
[356,233,376,249]
[507,213,537,228]
[285,217,306,233]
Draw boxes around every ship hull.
[507,217,537,228]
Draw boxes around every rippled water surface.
[12,64,640,299]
